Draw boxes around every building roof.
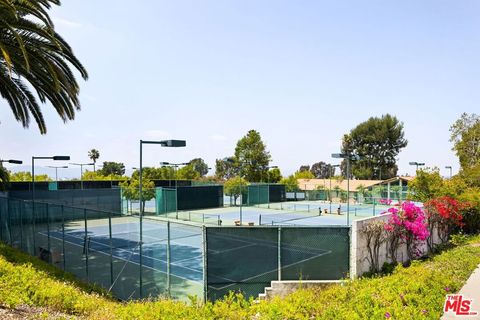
[297,178,383,191]
[297,176,414,191]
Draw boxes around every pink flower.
[385,312,391,318]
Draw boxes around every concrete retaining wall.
[259,280,342,300]
[350,213,441,277]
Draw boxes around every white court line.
[211,250,332,291]
[208,243,258,255]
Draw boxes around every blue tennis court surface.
[170,201,391,226]
[46,221,204,282]
[43,218,341,289]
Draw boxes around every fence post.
[61,205,66,270]
[278,227,282,281]
[46,203,50,255]
[84,208,89,281]
[167,221,171,297]
[109,211,113,287]
[32,200,36,256]
[19,200,24,251]
[202,225,207,303]
[0,198,3,242]
[7,199,12,245]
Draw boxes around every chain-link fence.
[0,196,350,302]
[206,226,350,300]
[8,188,122,212]
[0,197,204,301]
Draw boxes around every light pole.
[409,161,425,173]
[32,155,70,255]
[70,163,94,189]
[139,139,186,298]
[332,153,360,226]
[0,159,23,187]
[47,165,68,182]
[445,166,452,179]
[0,159,23,165]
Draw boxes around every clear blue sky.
[1,0,479,178]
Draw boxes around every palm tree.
[0,0,88,134]
[88,149,100,172]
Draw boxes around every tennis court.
[206,226,350,300]
[36,216,204,300]
[0,197,351,302]
[162,200,391,226]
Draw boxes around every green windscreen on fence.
[48,182,58,191]
[206,226,350,301]
[8,189,121,212]
[305,190,328,201]
[0,197,204,302]
[247,184,269,205]
[156,188,177,214]
[0,196,350,303]
[176,186,223,210]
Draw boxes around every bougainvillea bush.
[383,201,429,261]
[424,196,468,251]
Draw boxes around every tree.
[280,175,300,192]
[98,162,125,176]
[294,170,314,179]
[341,114,407,179]
[266,168,282,183]
[234,130,271,182]
[0,0,88,134]
[9,171,51,181]
[450,113,480,170]
[0,165,9,191]
[176,164,200,180]
[82,170,126,181]
[131,166,176,180]
[408,168,445,203]
[88,149,100,172]
[224,176,247,205]
[310,161,333,179]
[215,157,238,180]
[189,158,209,177]
[299,165,310,172]
[119,178,155,212]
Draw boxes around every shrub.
[424,196,467,251]
[458,188,480,234]
[384,202,429,261]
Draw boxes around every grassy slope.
[0,239,479,319]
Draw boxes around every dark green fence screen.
[0,197,204,301]
[9,189,121,212]
[206,226,350,301]
[156,188,177,214]
[0,196,350,303]
[177,186,224,210]
[247,184,269,205]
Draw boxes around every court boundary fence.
[0,196,351,302]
